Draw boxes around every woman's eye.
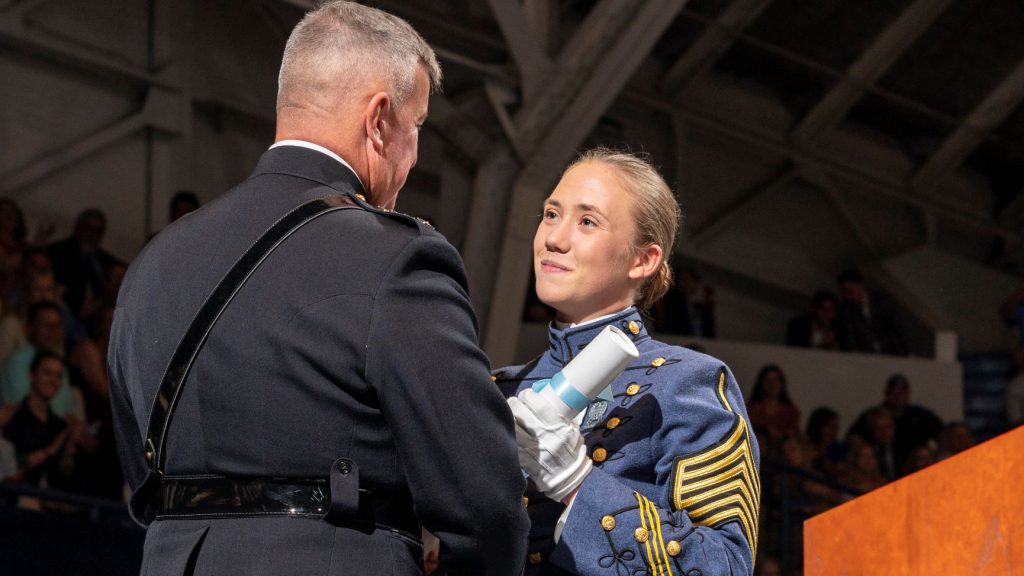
[581,217,595,227]
[543,210,558,220]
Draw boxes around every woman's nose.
[544,222,570,253]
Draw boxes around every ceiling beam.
[486,0,549,96]
[664,0,773,95]
[912,56,1024,192]
[791,0,953,146]
[622,86,1016,244]
[689,166,795,247]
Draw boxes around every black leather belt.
[156,474,420,537]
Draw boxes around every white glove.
[507,388,593,502]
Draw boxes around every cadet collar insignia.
[669,368,760,560]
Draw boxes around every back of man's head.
[277,1,441,115]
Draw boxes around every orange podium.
[804,426,1024,575]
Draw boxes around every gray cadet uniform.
[496,308,759,576]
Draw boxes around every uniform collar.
[253,144,367,199]
[546,307,649,365]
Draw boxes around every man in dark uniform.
[108,3,529,575]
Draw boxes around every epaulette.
[350,193,434,230]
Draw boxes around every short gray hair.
[278,1,442,110]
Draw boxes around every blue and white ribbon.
[532,371,591,413]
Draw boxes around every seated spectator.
[0,296,25,362]
[0,197,54,300]
[21,267,87,349]
[786,290,838,349]
[747,364,801,450]
[47,208,123,319]
[937,422,975,460]
[652,264,715,337]
[0,301,73,416]
[779,434,842,517]
[805,406,847,480]
[865,408,898,481]
[848,374,942,476]
[903,444,937,476]
[841,440,886,496]
[2,351,71,486]
[836,269,907,355]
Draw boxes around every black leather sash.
[130,194,388,528]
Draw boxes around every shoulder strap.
[143,195,355,474]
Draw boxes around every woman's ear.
[364,92,389,152]
[628,244,663,281]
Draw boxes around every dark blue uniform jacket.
[109,145,529,576]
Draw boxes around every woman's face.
[533,162,645,324]
[763,370,784,398]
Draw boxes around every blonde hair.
[278,1,442,111]
[568,148,681,311]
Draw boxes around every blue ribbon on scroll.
[532,371,591,414]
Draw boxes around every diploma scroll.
[532,325,639,419]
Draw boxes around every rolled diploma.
[533,325,639,419]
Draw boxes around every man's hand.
[507,388,592,502]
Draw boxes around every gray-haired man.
[109,3,529,575]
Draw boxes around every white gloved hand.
[507,387,593,502]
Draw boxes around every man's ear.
[364,92,389,152]
[628,244,663,282]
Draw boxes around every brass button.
[522,496,529,506]
[592,447,607,463]
[634,527,649,543]
[528,552,542,565]
[144,450,153,462]
[355,193,366,201]
[625,383,641,396]
[666,540,681,556]
[651,357,666,367]
[606,417,621,430]
[601,515,616,531]
[490,374,497,382]
[627,321,640,335]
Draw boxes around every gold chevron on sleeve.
[671,369,760,558]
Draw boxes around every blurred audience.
[2,351,72,487]
[936,421,976,460]
[848,374,942,477]
[841,440,887,495]
[786,290,838,350]
[47,209,123,320]
[836,269,907,355]
[747,364,801,451]
[805,406,847,480]
[0,301,74,417]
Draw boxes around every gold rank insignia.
[670,368,760,559]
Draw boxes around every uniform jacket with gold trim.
[495,308,759,576]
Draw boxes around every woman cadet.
[497,148,760,576]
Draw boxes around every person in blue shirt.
[498,148,760,575]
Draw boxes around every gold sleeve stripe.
[645,496,675,576]
[671,390,760,559]
[635,492,660,574]
[715,370,733,412]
